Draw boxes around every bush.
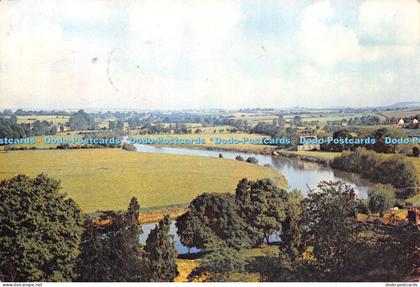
[356,200,369,215]
[188,249,246,282]
[235,155,244,161]
[331,148,417,196]
[372,156,417,190]
[0,174,83,281]
[413,147,420,157]
[246,157,258,164]
[122,142,137,152]
[368,185,396,216]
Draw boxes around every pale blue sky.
[0,0,419,110]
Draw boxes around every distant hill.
[383,102,420,109]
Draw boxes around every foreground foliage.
[0,174,83,282]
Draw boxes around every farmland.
[0,149,286,212]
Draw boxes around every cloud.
[0,0,420,110]
[359,0,420,45]
[296,1,362,66]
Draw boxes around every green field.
[0,149,286,212]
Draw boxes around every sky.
[0,0,420,110]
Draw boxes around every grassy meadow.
[0,149,286,212]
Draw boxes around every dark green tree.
[235,178,288,244]
[176,193,251,249]
[301,181,358,281]
[280,189,304,272]
[144,215,179,282]
[77,219,112,282]
[330,129,352,152]
[0,174,83,282]
[373,156,417,190]
[69,110,97,131]
[175,211,201,254]
[371,128,397,154]
[77,198,145,282]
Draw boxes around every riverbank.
[272,150,335,167]
[143,143,276,155]
[140,207,187,224]
[275,149,420,205]
[129,133,277,154]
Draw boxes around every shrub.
[122,142,137,152]
[188,249,246,282]
[413,147,420,157]
[246,157,258,164]
[368,185,396,216]
[372,156,417,190]
[331,148,417,196]
[235,155,244,161]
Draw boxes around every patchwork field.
[0,149,286,212]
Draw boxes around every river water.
[134,144,372,254]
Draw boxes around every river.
[134,144,372,254]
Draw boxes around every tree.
[278,115,286,129]
[373,156,417,190]
[368,185,395,216]
[301,181,358,281]
[144,215,179,282]
[77,219,112,282]
[413,146,420,157]
[69,110,97,131]
[235,178,288,244]
[0,174,83,282]
[176,193,251,249]
[371,128,397,154]
[188,248,246,282]
[77,198,145,282]
[292,115,302,126]
[175,211,201,254]
[280,189,304,272]
[329,129,352,152]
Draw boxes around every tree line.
[0,174,178,282]
[1,174,419,282]
[331,147,417,197]
[178,180,419,281]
